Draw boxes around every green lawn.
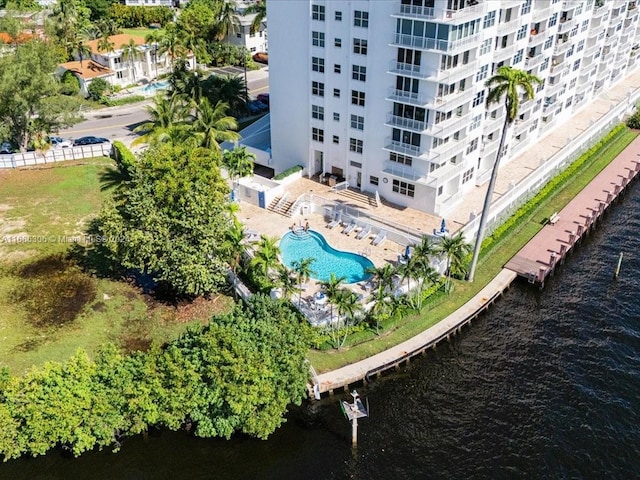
[0,159,233,374]
[122,28,162,40]
[308,127,640,373]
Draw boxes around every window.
[483,11,496,28]
[351,90,365,106]
[335,10,342,21]
[466,138,479,154]
[581,20,589,32]
[250,46,256,52]
[312,31,325,47]
[469,114,481,131]
[335,38,342,48]
[521,0,531,15]
[577,40,585,53]
[573,59,581,71]
[392,179,415,197]
[513,49,524,64]
[333,112,340,121]
[566,45,575,57]
[352,65,366,81]
[390,152,412,166]
[576,3,583,15]
[333,88,340,98]
[249,31,255,38]
[312,57,324,72]
[312,81,324,97]
[312,105,324,120]
[353,38,368,55]
[476,64,488,82]
[479,38,492,56]
[540,57,549,71]
[472,90,485,107]
[116,70,124,79]
[570,25,579,38]
[334,64,341,73]
[350,114,364,130]
[544,37,553,50]
[369,176,379,186]
[312,4,325,21]
[462,167,474,184]
[549,12,558,27]
[354,10,369,28]
[349,138,363,153]
[312,127,324,142]
[333,135,339,144]
[517,24,528,40]
[236,33,241,38]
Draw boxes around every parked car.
[247,100,268,115]
[256,93,269,106]
[252,52,268,65]
[49,136,72,149]
[0,142,16,154]
[73,136,110,146]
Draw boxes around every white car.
[49,136,72,149]
[0,142,15,154]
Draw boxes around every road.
[60,68,269,147]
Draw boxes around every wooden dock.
[505,135,640,286]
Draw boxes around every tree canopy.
[94,141,233,296]
[0,40,81,150]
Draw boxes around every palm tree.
[191,99,240,151]
[204,74,248,118]
[290,258,315,307]
[223,146,255,197]
[334,289,363,349]
[467,66,542,281]
[368,287,392,336]
[251,235,280,281]
[99,147,135,194]
[244,0,267,34]
[215,0,240,43]
[437,232,472,293]
[159,23,187,68]
[121,39,139,83]
[366,263,395,299]
[73,38,92,68]
[275,266,299,300]
[319,273,346,326]
[222,218,245,274]
[132,95,189,146]
[178,29,210,67]
[145,30,164,79]
[97,34,114,56]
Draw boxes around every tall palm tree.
[73,38,92,68]
[366,263,395,299]
[191,99,240,151]
[205,74,248,117]
[145,30,164,79]
[216,0,240,43]
[132,95,189,146]
[437,232,472,293]
[244,0,266,34]
[222,217,245,274]
[275,266,299,300]
[319,273,346,325]
[368,287,391,336]
[121,39,139,83]
[467,66,542,281]
[290,258,315,307]
[159,23,187,68]
[178,29,210,67]
[223,146,255,196]
[97,34,114,55]
[251,235,280,281]
[334,289,363,349]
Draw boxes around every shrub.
[101,95,146,107]
[626,110,640,129]
[87,78,109,101]
[273,165,303,181]
[60,70,80,96]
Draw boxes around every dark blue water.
[2,183,639,479]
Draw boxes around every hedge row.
[101,95,146,107]
[481,124,627,252]
[273,165,303,181]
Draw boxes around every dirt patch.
[12,254,97,327]
[121,336,152,352]
[174,295,232,323]
[91,301,106,312]
[13,337,45,352]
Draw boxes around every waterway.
[2,184,639,479]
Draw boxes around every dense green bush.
[108,4,173,28]
[0,296,313,461]
[100,95,146,107]
[87,78,109,101]
[273,165,303,181]
[626,110,640,129]
[60,70,81,96]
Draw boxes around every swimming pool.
[279,230,373,284]
[143,81,169,93]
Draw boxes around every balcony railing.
[382,163,423,183]
[550,62,569,76]
[393,3,484,23]
[557,17,578,34]
[432,88,476,110]
[387,61,429,80]
[588,22,606,37]
[532,6,553,21]
[390,32,481,53]
[593,3,609,17]
[383,139,425,158]
[384,114,426,133]
[496,19,521,36]
[553,39,573,54]
[386,88,428,107]
[525,54,545,68]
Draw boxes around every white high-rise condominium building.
[268,0,640,216]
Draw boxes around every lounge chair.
[243,229,260,243]
[356,225,371,240]
[342,220,357,235]
[327,212,342,229]
[372,230,387,246]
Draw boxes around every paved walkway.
[505,134,640,285]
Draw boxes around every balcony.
[557,17,578,34]
[583,42,600,58]
[593,3,609,17]
[525,54,545,68]
[432,88,476,110]
[604,34,618,47]
[384,139,425,158]
[546,81,565,95]
[422,160,468,187]
[614,54,628,69]
[496,20,521,36]
[382,163,423,183]
[588,22,606,37]
[385,114,426,133]
[543,101,559,115]
[553,38,573,54]
[392,3,484,23]
[529,31,547,46]
[387,59,478,84]
[550,62,569,76]
[390,32,481,53]
[493,43,518,61]
[428,111,472,136]
[387,61,430,80]
[386,88,428,107]
[596,66,610,81]
[483,114,504,133]
[532,6,553,22]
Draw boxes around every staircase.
[338,187,378,207]
[267,195,295,216]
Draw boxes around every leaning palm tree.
[245,0,266,34]
[222,217,245,274]
[133,95,189,146]
[437,232,472,293]
[467,66,542,281]
[191,98,240,151]
[73,38,92,68]
[120,39,139,83]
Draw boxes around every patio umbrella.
[440,218,447,233]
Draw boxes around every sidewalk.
[448,67,640,229]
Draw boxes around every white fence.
[0,144,113,169]
[459,85,640,243]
